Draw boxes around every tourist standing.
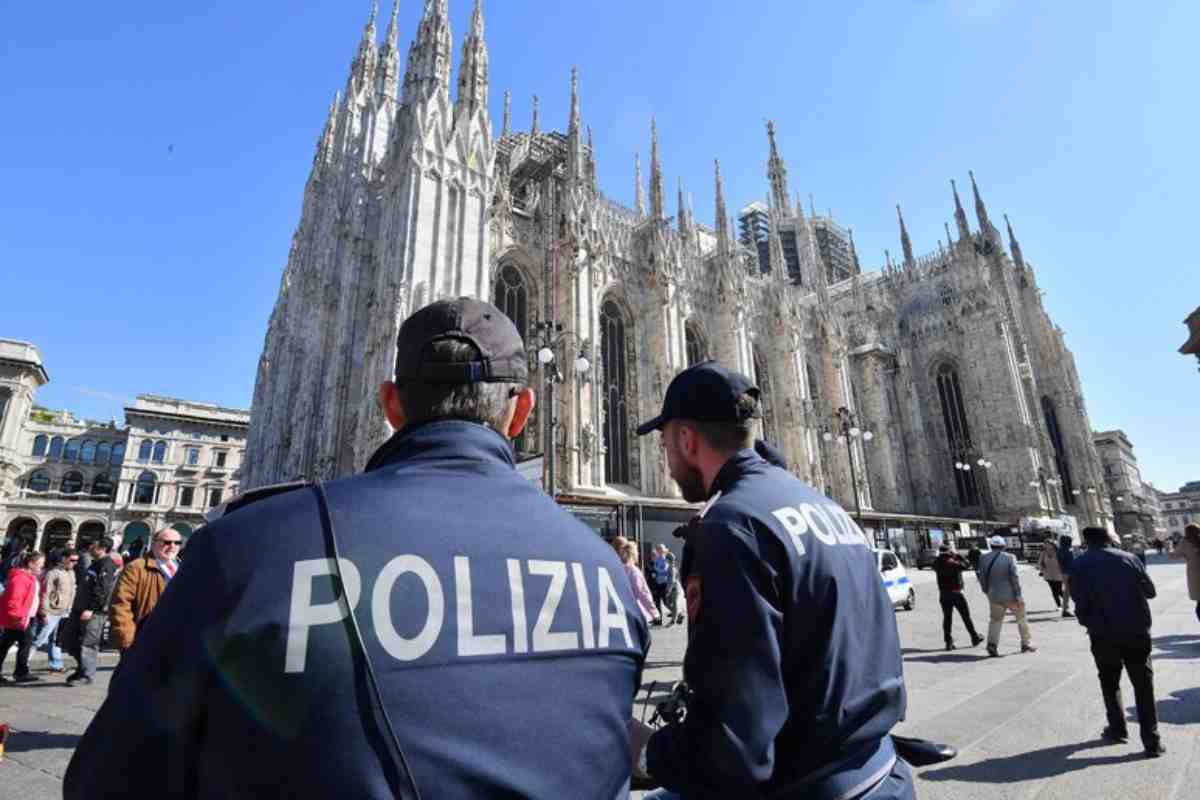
[66,537,118,687]
[1171,524,1200,623]
[934,544,984,651]
[1069,526,1164,757]
[0,551,45,684]
[31,548,76,673]
[1056,535,1076,618]
[619,540,660,625]
[976,532,1035,657]
[108,528,181,655]
[1037,537,1072,616]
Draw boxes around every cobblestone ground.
[1,559,1196,799]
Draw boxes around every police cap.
[395,297,528,384]
[636,360,760,436]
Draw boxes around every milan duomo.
[245,1,1111,545]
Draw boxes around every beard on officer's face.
[666,429,708,503]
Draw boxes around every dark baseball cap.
[636,360,760,435]
[394,297,528,384]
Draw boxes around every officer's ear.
[506,387,536,439]
[379,381,408,432]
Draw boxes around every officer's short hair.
[93,535,114,554]
[681,394,757,453]
[397,338,525,434]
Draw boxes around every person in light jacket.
[618,541,661,625]
[1037,538,1073,617]
[976,532,1036,658]
[1172,524,1200,624]
[32,548,77,673]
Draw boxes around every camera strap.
[311,482,422,800]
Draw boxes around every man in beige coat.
[1172,524,1200,624]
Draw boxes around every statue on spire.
[951,179,972,242]
[714,159,731,256]
[501,89,511,137]
[454,0,489,124]
[969,170,1001,248]
[635,153,645,216]
[766,120,792,216]
[649,118,665,220]
[531,94,540,136]
[897,205,915,268]
[1005,214,1026,269]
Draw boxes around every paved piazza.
[1,560,1196,799]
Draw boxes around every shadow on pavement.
[1139,687,1200,725]
[921,739,1140,783]
[905,652,988,665]
[1152,634,1200,661]
[4,729,81,753]
[645,660,683,669]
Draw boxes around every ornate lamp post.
[954,448,995,517]
[822,406,873,523]
[532,321,591,498]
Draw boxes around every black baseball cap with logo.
[394,297,528,385]
[636,360,761,435]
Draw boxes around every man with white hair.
[976,530,1036,658]
[108,527,182,655]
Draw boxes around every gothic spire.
[586,126,597,190]
[944,221,953,251]
[951,179,971,241]
[848,227,862,274]
[567,67,584,181]
[677,178,692,237]
[969,170,1000,246]
[649,118,665,219]
[766,120,792,216]
[377,0,401,98]
[635,152,645,216]
[501,89,511,137]
[768,204,788,281]
[714,159,731,255]
[349,1,380,92]
[403,0,453,105]
[454,0,489,124]
[531,94,540,136]
[1005,213,1026,269]
[897,204,914,268]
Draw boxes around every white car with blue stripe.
[876,549,915,611]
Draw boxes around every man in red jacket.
[0,551,46,684]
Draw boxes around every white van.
[876,549,915,611]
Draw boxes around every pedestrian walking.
[976,532,1036,657]
[933,544,984,651]
[66,297,648,798]
[966,544,982,570]
[0,551,45,684]
[1056,534,1076,618]
[1170,524,1200,624]
[30,548,76,673]
[629,360,911,798]
[618,540,660,625]
[108,527,182,656]
[1068,526,1165,757]
[649,544,676,620]
[65,537,118,687]
[1037,537,1073,617]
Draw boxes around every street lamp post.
[822,406,873,523]
[954,448,995,518]
[532,321,591,499]
[1029,467,1063,514]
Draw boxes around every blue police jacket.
[647,450,908,798]
[65,421,649,799]
[1068,543,1156,638]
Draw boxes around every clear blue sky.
[1,1,1196,491]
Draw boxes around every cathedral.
[244,1,1113,549]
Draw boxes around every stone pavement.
[635,556,1200,799]
[1,559,1195,799]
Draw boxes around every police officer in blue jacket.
[66,298,649,799]
[631,361,911,799]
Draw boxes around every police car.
[876,548,915,611]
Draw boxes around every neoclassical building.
[244,2,1112,548]
[0,339,249,551]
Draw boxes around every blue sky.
[1,0,1196,491]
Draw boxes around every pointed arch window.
[753,348,780,446]
[134,471,157,505]
[494,264,529,343]
[1042,396,1076,505]
[28,469,51,493]
[936,363,980,506]
[600,298,631,485]
[61,471,84,497]
[32,434,48,457]
[685,322,708,367]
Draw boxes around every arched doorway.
[123,521,152,555]
[43,519,73,553]
[5,517,38,547]
[76,521,107,549]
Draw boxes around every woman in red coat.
[0,550,45,684]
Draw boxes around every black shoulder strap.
[311,482,422,800]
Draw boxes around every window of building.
[192,432,202,440]
[1041,396,1076,505]
[685,322,708,367]
[61,471,84,496]
[215,450,227,468]
[48,436,64,459]
[80,439,97,465]
[0,389,9,431]
[600,298,631,485]
[91,473,114,500]
[220,434,229,442]
[134,471,156,505]
[179,486,195,507]
[753,347,779,447]
[494,263,532,454]
[935,363,980,507]
[63,438,81,462]
[186,447,200,466]
[208,488,223,508]
[32,434,48,457]
[152,440,167,463]
[96,441,111,465]
[111,442,126,464]
[138,440,153,461]
[28,469,51,492]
